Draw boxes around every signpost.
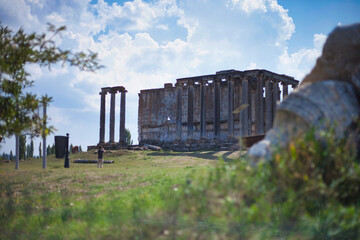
[64,133,70,168]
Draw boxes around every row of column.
[99,86,127,144]
[175,76,291,140]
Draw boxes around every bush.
[0,127,359,239]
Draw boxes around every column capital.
[101,87,112,93]
[110,89,118,94]
[227,76,234,82]
[187,80,195,86]
[113,86,127,93]
[258,73,264,80]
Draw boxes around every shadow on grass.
[148,150,242,162]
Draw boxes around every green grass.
[0,150,238,239]
[1,134,359,240]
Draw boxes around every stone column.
[200,81,206,139]
[282,83,288,99]
[238,80,243,135]
[176,84,182,140]
[214,79,221,139]
[249,83,254,136]
[109,89,116,143]
[241,78,249,136]
[272,80,279,120]
[119,91,126,145]
[265,79,273,131]
[187,81,194,139]
[228,77,234,137]
[99,91,107,144]
[256,74,264,135]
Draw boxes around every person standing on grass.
[97,146,105,168]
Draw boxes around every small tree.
[39,142,42,158]
[2,152,5,160]
[26,143,30,159]
[125,129,133,145]
[30,138,34,158]
[46,145,51,156]
[10,150,13,161]
[0,23,102,142]
[19,135,26,160]
[79,145,82,152]
[51,143,55,154]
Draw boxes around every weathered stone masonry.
[99,86,127,145]
[138,69,299,150]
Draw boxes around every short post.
[64,133,70,168]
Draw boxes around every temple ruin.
[99,86,127,145]
[138,69,299,150]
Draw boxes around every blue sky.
[1,0,359,155]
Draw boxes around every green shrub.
[0,127,359,239]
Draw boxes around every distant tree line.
[2,141,85,161]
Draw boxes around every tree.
[39,142,42,158]
[51,143,55,154]
[70,143,73,151]
[29,138,34,158]
[125,128,133,145]
[2,152,5,160]
[79,145,82,152]
[47,144,51,156]
[19,135,26,160]
[10,150,13,161]
[26,143,30,159]
[0,23,103,141]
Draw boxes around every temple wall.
[138,69,299,149]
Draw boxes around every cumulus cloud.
[246,62,259,70]
[0,0,40,29]
[278,33,327,80]
[0,0,317,148]
[227,0,267,13]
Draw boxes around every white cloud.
[246,62,259,70]
[227,0,267,13]
[267,0,295,46]
[26,0,46,8]
[0,0,40,30]
[278,33,327,80]
[226,0,294,47]
[0,0,321,148]
[46,12,66,24]
[156,24,169,30]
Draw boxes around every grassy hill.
[0,150,240,239]
[1,141,359,240]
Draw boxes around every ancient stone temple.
[99,86,127,145]
[138,69,299,150]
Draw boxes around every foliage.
[38,142,41,158]
[25,138,34,159]
[0,128,359,239]
[125,128,133,145]
[46,144,50,156]
[0,23,103,139]
[9,150,13,160]
[19,135,26,160]
[51,143,55,154]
